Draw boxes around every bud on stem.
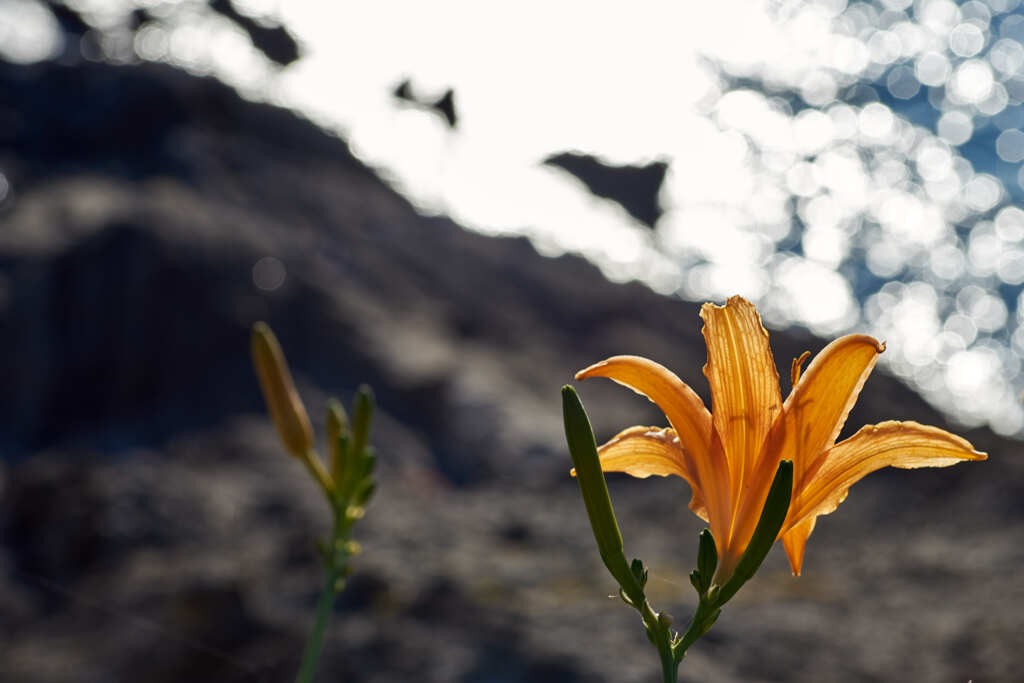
[326,398,350,478]
[251,322,314,458]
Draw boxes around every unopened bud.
[326,398,350,477]
[251,322,313,457]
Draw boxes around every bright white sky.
[4,0,1024,436]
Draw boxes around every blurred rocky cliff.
[0,59,1020,682]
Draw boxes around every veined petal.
[576,355,728,535]
[582,426,708,520]
[575,356,712,468]
[780,516,817,576]
[700,296,782,528]
[788,420,987,531]
[733,335,885,553]
[781,335,885,487]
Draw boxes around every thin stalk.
[294,512,350,683]
[302,449,335,497]
[639,600,677,683]
[294,563,342,683]
[674,598,718,659]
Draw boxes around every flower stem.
[294,564,341,683]
[638,600,678,683]
[294,512,351,683]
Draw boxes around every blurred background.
[1,1,1022,681]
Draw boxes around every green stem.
[639,601,678,683]
[659,648,678,683]
[302,449,336,497]
[294,513,350,683]
[674,597,719,658]
[294,565,341,683]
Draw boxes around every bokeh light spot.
[949,22,986,58]
[996,128,1024,161]
[995,205,1024,240]
[253,256,286,291]
[886,65,920,99]
[930,243,967,280]
[869,30,903,64]
[962,174,1003,212]
[951,59,995,103]
[946,347,999,397]
[989,37,1024,75]
[915,140,954,181]
[0,0,62,63]
[937,110,974,145]
[915,50,952,86]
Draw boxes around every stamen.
[790,350,811,388]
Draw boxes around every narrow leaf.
[718,459,793,604]
[562,385,641,598]
[326,398,350,478]
[351,385,375,460]
[695,529,717,593]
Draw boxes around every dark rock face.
[209,0,301,66]
[544,152,668,228]
[38,0,300,66]
[394,79,458,128]
[0,59,1020,682]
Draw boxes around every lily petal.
[582,426,708,520]
[789,420,987,532]
[782,335,886,487]
[700,296,782,530]
[780,516,817,576]
[733,335,885,553]
[575,355,712,470]
[576,355,728,538]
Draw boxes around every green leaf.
[695,528,717,594]
[689,570,702,594]
[358,448,377,478]
[326,398,349,447]
[717,459,793,604]
[631,558,649,588]
[332,433,352,493]
[350,385,375,460]
[562,385,641,599]
[354,481,376,507]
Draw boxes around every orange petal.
[783,335,885,487]
[576,355,728,533]
[700,296,782,525]
[584,426,708,520]
[789,420,987,529]
[731,335,885,559]
[575,355,712,470]
[781,516,816,576]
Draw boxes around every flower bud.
[251,322,313,458]
[326,398,350,478]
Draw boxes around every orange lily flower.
[576,296,986,580]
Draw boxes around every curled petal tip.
[575,358,618,381]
